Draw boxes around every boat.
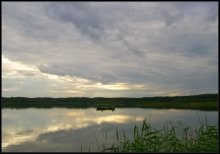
[96,106,115,111]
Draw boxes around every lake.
[2,108,218,152]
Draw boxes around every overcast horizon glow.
[2,2,218,97]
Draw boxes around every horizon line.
[2,93,218,99]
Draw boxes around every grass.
[94,119,219,152]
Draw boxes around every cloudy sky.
[2,2,218,97]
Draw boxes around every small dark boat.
[96,106,115,112]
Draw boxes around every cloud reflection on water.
[2,108,218,152]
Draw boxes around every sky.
[2,2,218,97]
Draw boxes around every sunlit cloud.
[2,56,40,79]
[2,56,145,97]
[81,82,144,90]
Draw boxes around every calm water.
[2,108,218,152]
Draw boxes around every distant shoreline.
[2,93,218,99]
[2,94,218,110]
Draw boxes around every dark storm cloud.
[2,2,218,96]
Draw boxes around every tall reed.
[100,119,218,152]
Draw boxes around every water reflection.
[2,108,218,152]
